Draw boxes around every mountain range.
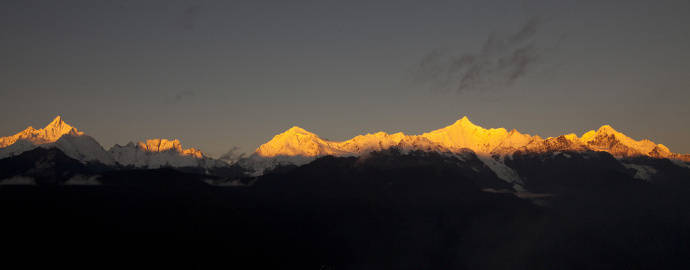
[242,116,690,182]
[1,115,689,186]
[253,116,690,161]
[0,116,228,170]
[3,115,690,269]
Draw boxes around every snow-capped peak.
[255,126,338,157]
[109,138,226,169]
[0,115,83,148]
[44,115,83,139]
[579,124,670,158]
[421,116,525,153]
[0,116,113,165]
[455,116,476,127]
[135,138,204,158]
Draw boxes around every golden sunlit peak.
[138,138,182,151]
[597,124,618,134]
[43,115,82,136]
[285,126,312,134]
[563,133,579,141]
[46,116,65,130]
[135,138,204,158]
[44,115,79,131]
[453,116,474,126]
[0,115,83,148]
[49,115,63,125]
[439,116,487,133]
[271,126,321,140]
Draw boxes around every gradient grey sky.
[1,0,689,157]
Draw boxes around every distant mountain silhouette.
[3,147,690,269]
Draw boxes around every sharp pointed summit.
[46,115,69,131]
[443,116,479,130]
[0,115,82,148]
[44,115,83,140]
[457,115,473,125]
[48,115,63,125]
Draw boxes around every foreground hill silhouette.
[2,147,690,269]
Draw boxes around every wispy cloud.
[175,90,195,101]
[414,17,558,93]
[178,4,203,30]
[164,90,196,104]
[219,146,247,164]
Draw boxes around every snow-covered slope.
[0,139,39,159]
[0,116,115,165]
[53,134,116,165]
[109,139,228,169]
[245,116,690,179]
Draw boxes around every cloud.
[179,4,203,30]
[219,146,247,164]
[175,90,195,101]
[164,90,196,104]
[414,17,553,93]
[175,90,196,103]
[114,2,205,30]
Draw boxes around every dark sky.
[1,0,689,156]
